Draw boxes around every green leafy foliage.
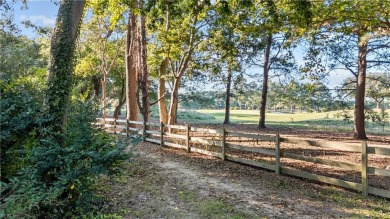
[0,80,41,181]
[1,101,132,218]
[334,110,353,121]
[0,30,47,182]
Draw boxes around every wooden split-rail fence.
[96,117,390,199]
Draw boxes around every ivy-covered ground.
[98,142,390,218]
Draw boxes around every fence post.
[221,128,226,160]
[113,117,117,135]
[126,119,129,139]
[160,122,164,147]
[275,133,281,175]
[361,141,368,197]
[143,120,146,142]
[186,124,191,153]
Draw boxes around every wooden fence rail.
[96,118,390,199]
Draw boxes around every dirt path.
[99,142,390,218]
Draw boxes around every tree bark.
[157,5,171,124]
[158,58,169,124]
[223,69,232,124]
[113,79,126,119]
[125,12,138,125]
[113,98,126,119]
[168,79,180,125]
[46,0,85,131]
[354,35,368,140]
[258,34,272,128]
[102,73,107,117]
[167,51,194,125]
[138,5,150,122]
[92,76,100,99]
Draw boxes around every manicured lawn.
[194,109,389,134]
[197,109,336,123]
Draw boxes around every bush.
[0,101,132,218]
[365,108,389,132]
[365,108,381,122]
[333,110,352,121]
[177,110,216,121]
[0,74,47,182]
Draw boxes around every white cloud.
[20,15,56,26]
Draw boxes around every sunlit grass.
[198,109,338,123]
[195,109,389,134]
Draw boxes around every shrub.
[365,108,389,132]
[177,110,216,121]
[0,101,132,218]
[333,110,352,121]
[0,75,45,182]
[365,108,383,122]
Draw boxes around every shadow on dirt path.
[98,142,390,218]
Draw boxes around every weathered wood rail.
[96,118,390,199]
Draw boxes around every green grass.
[314,187,390,218]
[198,109,337,123]
[193,109,389,134]
[177,190,195,202]
[197,200,250,219]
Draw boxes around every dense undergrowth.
[0,87,133,218]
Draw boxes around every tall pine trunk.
[258,34,272,128]
[354,35,368,140]
[125,12,138,125]
[223,69,232,124]
[101,73,107,117]
[138,4,150,122]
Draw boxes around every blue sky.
[14,0,58,37]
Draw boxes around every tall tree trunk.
[166,6,198,126]
[113,98,126,119]
[157,4,170,124]
[138,6,150,122]
[92,76,100,99]
[125,12,138,125]
[166,54,194,126]
[223,70,232,124]
[46,0,85,132]
[354,35,368,140]
[113,79,126,119]
[40,0,85,181]
[168,79,180,125]
[101,74,107,117]
[158,58,169,124]
[258,34,272,128]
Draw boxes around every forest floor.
[98,127,390,219]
